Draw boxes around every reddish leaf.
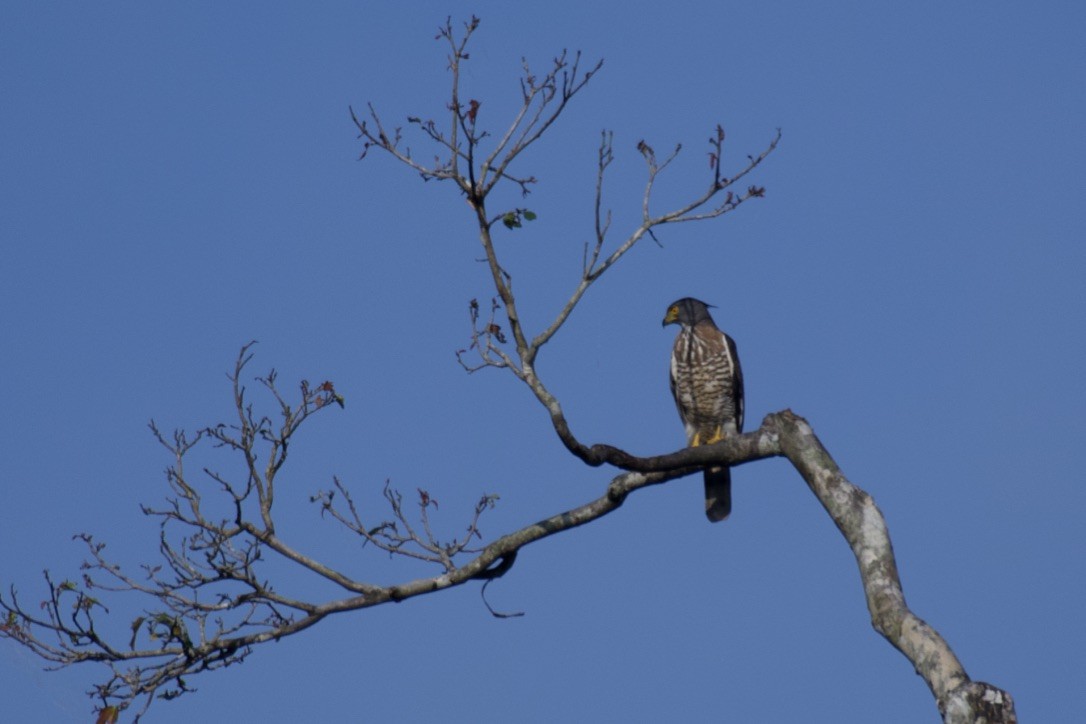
[418,488,439,509]
[486,324,507,344]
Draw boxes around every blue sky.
[2,2,1083,721]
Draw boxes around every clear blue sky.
[2,2,1083,722]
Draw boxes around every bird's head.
[662,297,715,327]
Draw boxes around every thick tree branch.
[768,411,1015,723]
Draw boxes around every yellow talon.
[690,427,725,447]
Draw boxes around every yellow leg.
[691,426,724,447]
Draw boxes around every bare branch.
[455,296,520,374]
[479,50,603,197]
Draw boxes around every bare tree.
[0,17,1014,724]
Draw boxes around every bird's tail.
[704,466,732,522]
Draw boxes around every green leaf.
[522,210,537,221]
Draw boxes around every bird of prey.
[663,297,744,522]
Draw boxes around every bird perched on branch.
[663,297,744,522]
